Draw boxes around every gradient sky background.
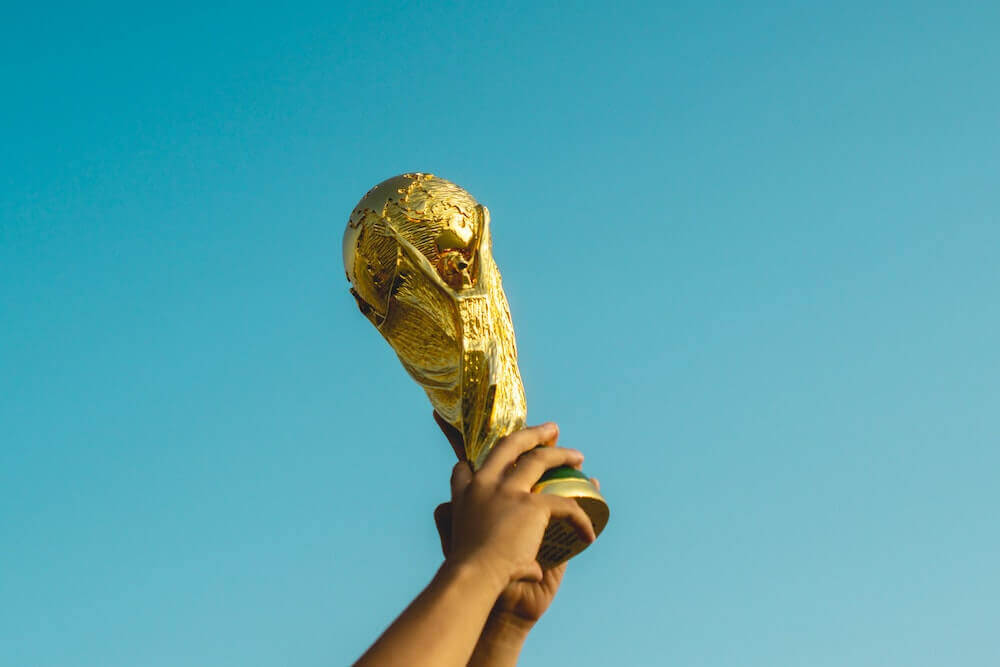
[2,2,999,665]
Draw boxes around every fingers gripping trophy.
[343,173,609,567]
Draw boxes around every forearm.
[355,559,507,667]
[467,611,533,667]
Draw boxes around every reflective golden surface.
[344,173,608,566]
[344,173,526,468]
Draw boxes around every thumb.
[450,460,473,497]
[514,561,544,584]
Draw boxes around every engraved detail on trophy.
[344,173,608,566]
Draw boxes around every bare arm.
[433,415,597,667]
[355,422,596,667]
[354,557,507,667]
[466,608,535,667]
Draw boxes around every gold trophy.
[343,173,608,567]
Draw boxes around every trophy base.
[532,466,609,568]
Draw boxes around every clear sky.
[2,2,998,665]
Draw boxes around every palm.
[495,562,566,623]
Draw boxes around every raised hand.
[354,418,596,667]
[432,414,598,665]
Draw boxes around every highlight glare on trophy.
[343,173,608,567]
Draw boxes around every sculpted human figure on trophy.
[344,173,608,566]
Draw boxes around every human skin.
[432,414,601,666]
[354,422,596,667]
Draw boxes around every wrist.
[483,608,535,642]
[468,608,532,667]
[442,553,514,597]
[440,552,511,599]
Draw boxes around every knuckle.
[497,476,518,492]
[517,449,546,465]
[560,497,581,512]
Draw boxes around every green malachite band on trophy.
[537,465,590,483]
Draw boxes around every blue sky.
[2,2,998,665]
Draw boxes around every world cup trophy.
[343,173,609,567]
